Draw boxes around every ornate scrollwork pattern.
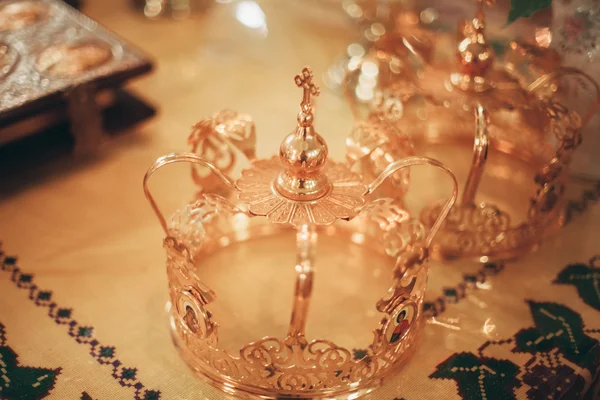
[347,119,414,199]
[171,312,422,395]
[164,197,427,397]
[530,100,581,221]
[359,198,426,259]
[421,202,532,258]
[417,97,584,259]
[168,193,242,252]
[350,23,595,260]
[188,110,256,197]
[236,157,367,227]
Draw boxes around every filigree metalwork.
[168,193,242,252]
[421,202,532,258]
[346,118,413,200]
[359,198,425,259]
[236,157,367,227]
[188,110,256,198]
[144,67,458,399]
[174,323,419,395]
[413,86,589,259]
[345,2,599,261]
[164,207,427,397]
[529,99,581,219]
[418,80,592,259]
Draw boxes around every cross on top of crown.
[295,67,320,112]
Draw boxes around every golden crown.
[144,67,457,399]
[344,1,600,261]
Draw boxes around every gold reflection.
[482,318,495,336]
[427,317,461,331]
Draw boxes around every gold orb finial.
[276,67,330,201]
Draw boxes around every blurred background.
[1,0,598,181]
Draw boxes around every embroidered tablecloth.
[0,1,599,400]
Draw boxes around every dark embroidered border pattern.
[0,242,161,400]
[564,180,600,224]
[423,262,505,317]
[423,180,600,319]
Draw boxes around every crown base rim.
[169,311,421,399]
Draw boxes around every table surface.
[0,1,599,400]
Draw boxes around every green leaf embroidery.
[513,301,599,367]
[555,262,600,311]
[430,352,521,400]
[522,362,586,399]
[506,0,552,25]
[0,323,60,400]
[0,347,60,400]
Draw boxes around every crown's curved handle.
[462,104,489,206]
[527,67,600,128]
[365,156,458,248]
[143,152,239,235]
